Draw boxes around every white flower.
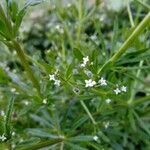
[104,122,110,129]
[19,138,23,142]
[83,56,89,64]
[121,86,127,92]
[12,144,16,149]
[93,135,99,141]
[1,110,5,117]
[49,74,55,81]
[54,80,61,87]
[81,56,89,68]
[11,88,16,93]
[90,35,97,41]
[12,132,16,136]
[114,88,121,95]
[55,25,64,34]
[49,73,61,87]
[106,99,111,104]
[55,25,61,30]
[0,134,7,141]
[85,79,96,87]
[24,101,29,106]
[43,99,47,104]
[81,63,86,67]
[90,62,94,65]
[67,3,71,7]
[98,77,107,86]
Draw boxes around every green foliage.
[0,0,150,149]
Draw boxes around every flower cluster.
[85,79,96,87]
[49,74,61,87]
[114,85,127,95]
[81,56,89,67]
[85,77,107,88]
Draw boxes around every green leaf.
[4,96,15,139]
[73,48,84,61]
[0,19,10,39]
[65,63,73,79]
[13,8,26,36]
[0,4,13,39]
[9,0,19,22]
[71,116,88,130]
[13,0,44,36]
[27,128,59,138]
[66,142,87,150]
[16,138,63,150]
[133,110,150,135]
[0,67,9,84]
[25,0,44,7]
[69,135,94,142]
[117,48,150,65]
[97,131,110,143]
[30,114,53,127]
[111,17,119,53]
[128,110,137,132]
[16,137,40,147]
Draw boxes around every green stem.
[98,12,150,75]
[128,60,144,104]
[80,101,97,125]
[60,142,64,150]
[132,95,150,106]
[127,0,135,27]
[77,0,83,41]
[12,40,41,98]
[135,0,150,10]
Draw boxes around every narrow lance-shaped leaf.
[25,0,44,7]
[16,138,63,150]
[27,128,60,139]
[4,96,15,139]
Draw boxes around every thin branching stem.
[12,40,42,98]
[135,0,150,10]
[128,60,144,104]
[77,0,83,41]
[80,100,97,125]
[127,0,135,27]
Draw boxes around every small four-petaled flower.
[98,77,107,86]
[114,88,121,95]
[43,98,47,104]
[93,135,99,141]
[106,99,111,104]
[121,86,127,92]
[104,122,110,129]
[49,74,55,81]
[54,80,61,87]
[0,134,7,141]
